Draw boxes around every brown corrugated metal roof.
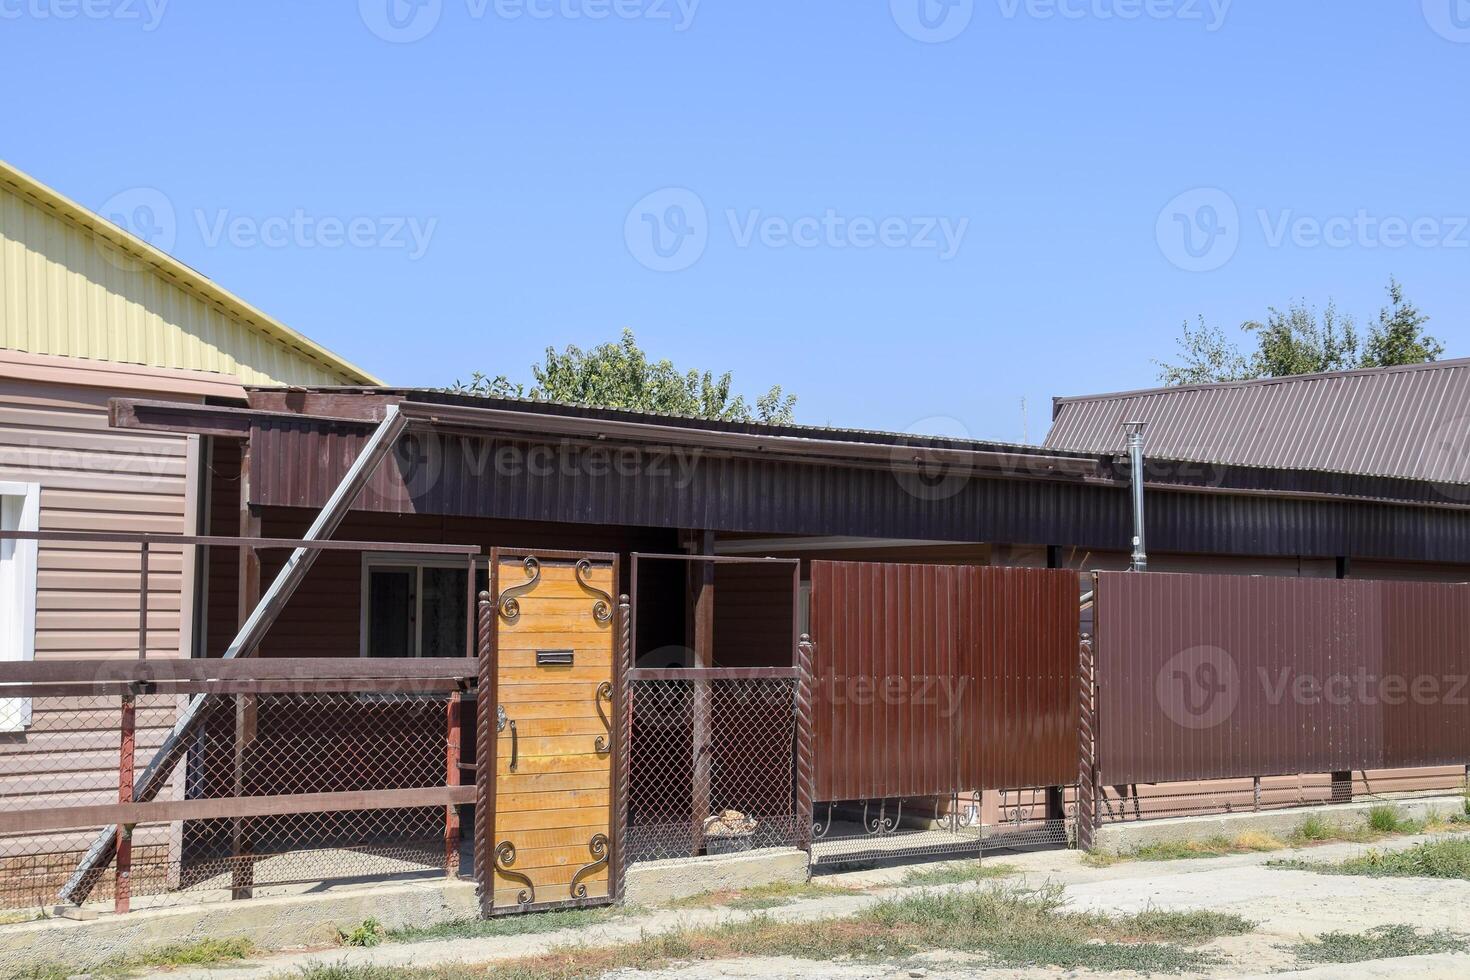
[1046,359,1470,486]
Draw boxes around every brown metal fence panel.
[1095,571,1470,785]
[964,567,1080,791]
[810,562,1078,801]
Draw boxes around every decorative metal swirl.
[569,834,609,899]
[812,801,835,841]
[594,681,613,754]
[494,841,534,906]
[575,559,613,624]
[498,557,541,622]
[865,798,900,836]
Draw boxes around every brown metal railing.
[0,528,482,914]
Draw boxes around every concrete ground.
[126,830,1470,980]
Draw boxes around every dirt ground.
[150,830,1470,980]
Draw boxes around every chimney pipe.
[1124,421,1147,572]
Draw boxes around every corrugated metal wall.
[1095,571,1470,784]
[248,421,1470,564]
[809,561,1077,801]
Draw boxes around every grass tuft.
[669,879,857,911]
[1272,836,1470,880]
[282,884,1254,979]
[1084,832,1285,866]
[898,860,1017,887]
[1366,805,1424,835]
[14,936,255,980]
[1291,924,1469,964]
[386,905,627,942]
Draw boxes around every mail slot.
[536,649,575,666]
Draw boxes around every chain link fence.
[625,675,801,863]
[0,686,467,916]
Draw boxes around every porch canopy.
[109,386,1470,564]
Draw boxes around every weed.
[286,884,1251,979]
[386,905,626,943]
[1085,832,1285,865]
[1272,837,1470,880]
[14,937,255,980]
[340,918,385,948]
[1366,805,1424,835]
[1295,814,1334,841]
[1291,924,1470,964]
[668,879,857,911]
[898,860,1016,887]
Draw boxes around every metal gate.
[807,561,1080,865]
[475,549,624,915]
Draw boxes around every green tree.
[1156,279,1445,385]
[1361,278,1443,368]
[452,329,798,424]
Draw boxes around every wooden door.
[490,552,617,912]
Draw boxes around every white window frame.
[0,482,40,733]
[358,553,487,658]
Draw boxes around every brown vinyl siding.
[0,375,199,862]
[0,377,197,660]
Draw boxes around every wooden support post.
[115,692,136,915]
[687,532,714,854]
[445,690,463,877]
[232,452,260,901]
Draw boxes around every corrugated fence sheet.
[1095,571,1470,785]
[809,562,1078,801]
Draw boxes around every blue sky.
[3,2,1468,444]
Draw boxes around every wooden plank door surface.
[491,554,616,911]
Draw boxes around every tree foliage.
[1156,279,1445,386]
[452,329,798,425]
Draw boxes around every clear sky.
[3,2,1468,444]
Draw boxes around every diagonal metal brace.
[59,406,408,904]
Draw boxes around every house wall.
[0,355,248,889]
[0,175,361,386]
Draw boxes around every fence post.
[473,589,496,918]
[1076,632,1099,851]
[445,690,463,878]
[115,692,136,915]
[613,596,632,903]
[795,634,815,858]
[231,694,256,901]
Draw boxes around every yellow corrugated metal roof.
[0,158,383,385]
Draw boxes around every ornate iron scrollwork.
[494,840,534,906]
[594,681,613,754]
[812,801,835,840]
[569,834,609,899]
[498,557,541,622]
[575,559,613,624]
[865,798,900,836]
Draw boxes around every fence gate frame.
[622,553,812,866]
[475,548,624,917]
